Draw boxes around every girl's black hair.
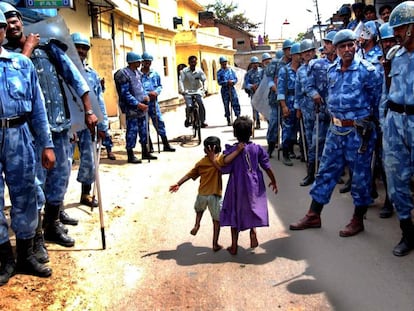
[233,116,252,143]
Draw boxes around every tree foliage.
[204,0,260,32]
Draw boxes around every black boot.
[226,116,232,126]
[393,218,414,257]
[43,203,75,247]
[300,162,315,187]
[127,148,141,164]
[33,210,49,264]
[79,183,98,209]
[282,148,293,166]
[141,144,157,160]
[161,136,175,152]
[267,142,276,158]
[379,195,394,218]
[0,240,16,286]
[16,238,52,277]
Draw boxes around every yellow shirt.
[186,156,222,196]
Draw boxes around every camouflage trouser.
[37,130,72,207]
[220,87,241,119]
[281,98,297,149]
[0,125,38,243]
[76,128,95,185]
[383,112,414,220]
[310,124,375,207]
[266,102,279,143]
[126,115,147,149]
[148,101,166,137]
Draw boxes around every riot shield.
[25,15,103,133]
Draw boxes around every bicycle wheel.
[193,107,202,144]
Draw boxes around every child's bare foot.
[190,224,200,235]
[226,246,237,255]
[213,244,223,252]
[250,230,259,248]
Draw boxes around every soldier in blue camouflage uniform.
[301,31,337,187]
[217,56,240,126]
[1,3,98,256]
[382,2,414,256]
[140,51,175,152]
[277,42,301,166]
[71,32,112,208]
[265,41,292,157]
[294,39,319,186]
[290,29,382,237]
[0,9,55,285]
[243,56,263,128]
[115,52,156,163]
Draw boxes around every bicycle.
[186,92,202,145]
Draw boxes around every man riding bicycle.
[178,55,208,128]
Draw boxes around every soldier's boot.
[141,144,158,160]
[16,238,52,278]
[33,210,49,264]
[282,148,293,166]
[289,199,323,230]
[393,218,414,257]
[300,162,315,187]
[0,240,16,286]
[127,149,141,164]
[79,183,98,209]
[379,194,394,218]
[227,116,232,126]
[267,142,276,158]
[43,203,75,247]
[339,206,367,237]
[148,136,154,153]
[161,136,176,152]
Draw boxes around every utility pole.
[137,0,146,52]
[314,0,323,46]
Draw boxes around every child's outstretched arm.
[169,175,191,193]
[265,168,278,194]
[223,143,245,164]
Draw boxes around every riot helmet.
[126,52,143,63]
[290,42,301,55]
[250,56,259,64]
[142,51,153,61]
[300,39,315,53]
[323,30,337,42]
[219,56,227,63]
[275,49,284,59]
[0,1,21,20]
[389,1,414,28]
[261,52,272,62]
[71,32,90,48]
[379,22,394,40]
[282,39,294,49]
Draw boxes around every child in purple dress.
[219,116,278,255]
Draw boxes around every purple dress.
[220,141,271,232]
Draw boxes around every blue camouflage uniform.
[141,68,166,137]
[117,67,148,149]
[0,49,53,243]
[303,57,332,165]
[382,47,414,220]
[310,55,382,207]
[243,66,262,123]
[217,66,240,120]
[277,63,298,151]
[75,63,109,186]
[265,59,284,144]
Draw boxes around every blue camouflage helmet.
[389,1,414,28]
[339,5,351,16]
[282,39,294,49]
[290,42,301,55]
[126,51,143,63]
[0,1,21,19]
[333,29,357,46]
[275,49,284,59]
[323,30,337,42]
[219,56,227,63]
[360,20,379,39]
[250,56,259,63]
[379,22,394,40]
[71,32,90,48]
[142,51,153,61]
[300,39,315,53]
[0,10,6,27]
[261,52,272,61]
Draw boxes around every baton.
[229,85,234,124]
[315,111,319,173]
[92,128,106,250]
[145,110,150,163]
[299,116,308,163]
[92,138,102,212]
[153,101,160,153]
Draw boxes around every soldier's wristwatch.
[85,110,94,115]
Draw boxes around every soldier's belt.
[388,100,414,115]
[0,115,27,128]
[332,117,355,127]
